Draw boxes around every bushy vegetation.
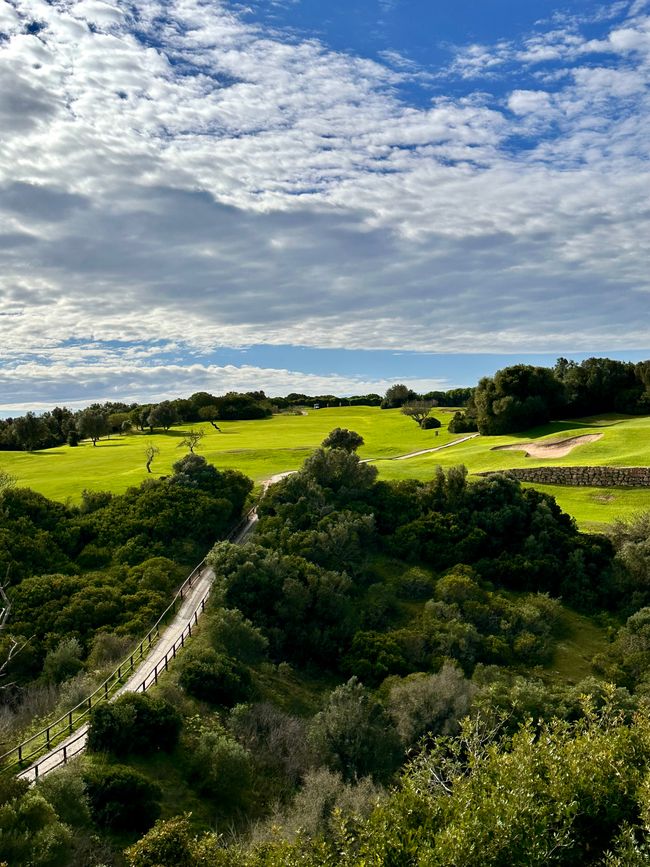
[452,356,650,435]
[0,455,251,723]
[7,426,650,866]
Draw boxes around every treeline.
[450,356,650,435]
[0,385,472,453]
[0,391,275,452]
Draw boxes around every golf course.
[1,406,649,530]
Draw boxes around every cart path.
[264,433,480,485]
[388,433,480,460]
[18,506,265,783]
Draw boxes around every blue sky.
[0,0,649,410]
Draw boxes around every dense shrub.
[179,649,252,706]
[83,764,161,832]
[87,693,181,756]
[309,677,402,783]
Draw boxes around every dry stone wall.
[477,466,650,487]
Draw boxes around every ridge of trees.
[450,356,650,435]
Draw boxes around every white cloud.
[0,0,649,405]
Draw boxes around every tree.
[144,443,159,474]
[198,405,222,430]
[12,412,47,451]
[178,428,204,454]
[77,410,109,446]
[87,693,181,756]
[382,384,417,409]
[309,677,402,782]
[401,400,437,427]
[147,401,179,431]
[83,764,162,832]
[321,428,364,451]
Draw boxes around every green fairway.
[1,407,649,529]
[0,407,461,502]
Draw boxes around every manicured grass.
[0,407,461,503]
[373,412,650,528]
[1,407,650,528]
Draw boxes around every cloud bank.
[0,0,649,405]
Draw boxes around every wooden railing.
[2,504,258,778]
[0,559,206,775]
[21,588,211,781]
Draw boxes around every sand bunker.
[492,433,603,459]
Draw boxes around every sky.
[0,0,649,411]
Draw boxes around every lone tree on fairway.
[145,443,160,473]
[198,405,222,431]
[178,429,204,454]
[322,428,364,452]
[401,400,437,428]
[78,410,109,446]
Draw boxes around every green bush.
[42,638,83,684]
[83,764,161,832]
[87,693,181,756]
[190,726,253,807]
[179,649,252,706]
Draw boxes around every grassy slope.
[1,408,649,528]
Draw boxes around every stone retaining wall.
[477,466,650,487]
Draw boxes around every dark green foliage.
[77,409,109,445]
[42,637,83,683]
[0,785,72,866]
[179,648,252,706]
[381,383,417,409]
[343,631,412,685]
[147,401,179,431]
[420,415,441,429]
[208,607,269,664]
[208,542,355,665]
[87,693,182,756]
[84,764,162,832]
[447,410,478,433]
[472,364,565,435]
[187,724,254,806]
[309,677,402,783]
[169,453,252,514]
[321,428,364,451]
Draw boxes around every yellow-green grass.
[373,412,650,528]
[2,408,650,528]
[0,407,461,503]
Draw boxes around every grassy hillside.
[1,407,649,528]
